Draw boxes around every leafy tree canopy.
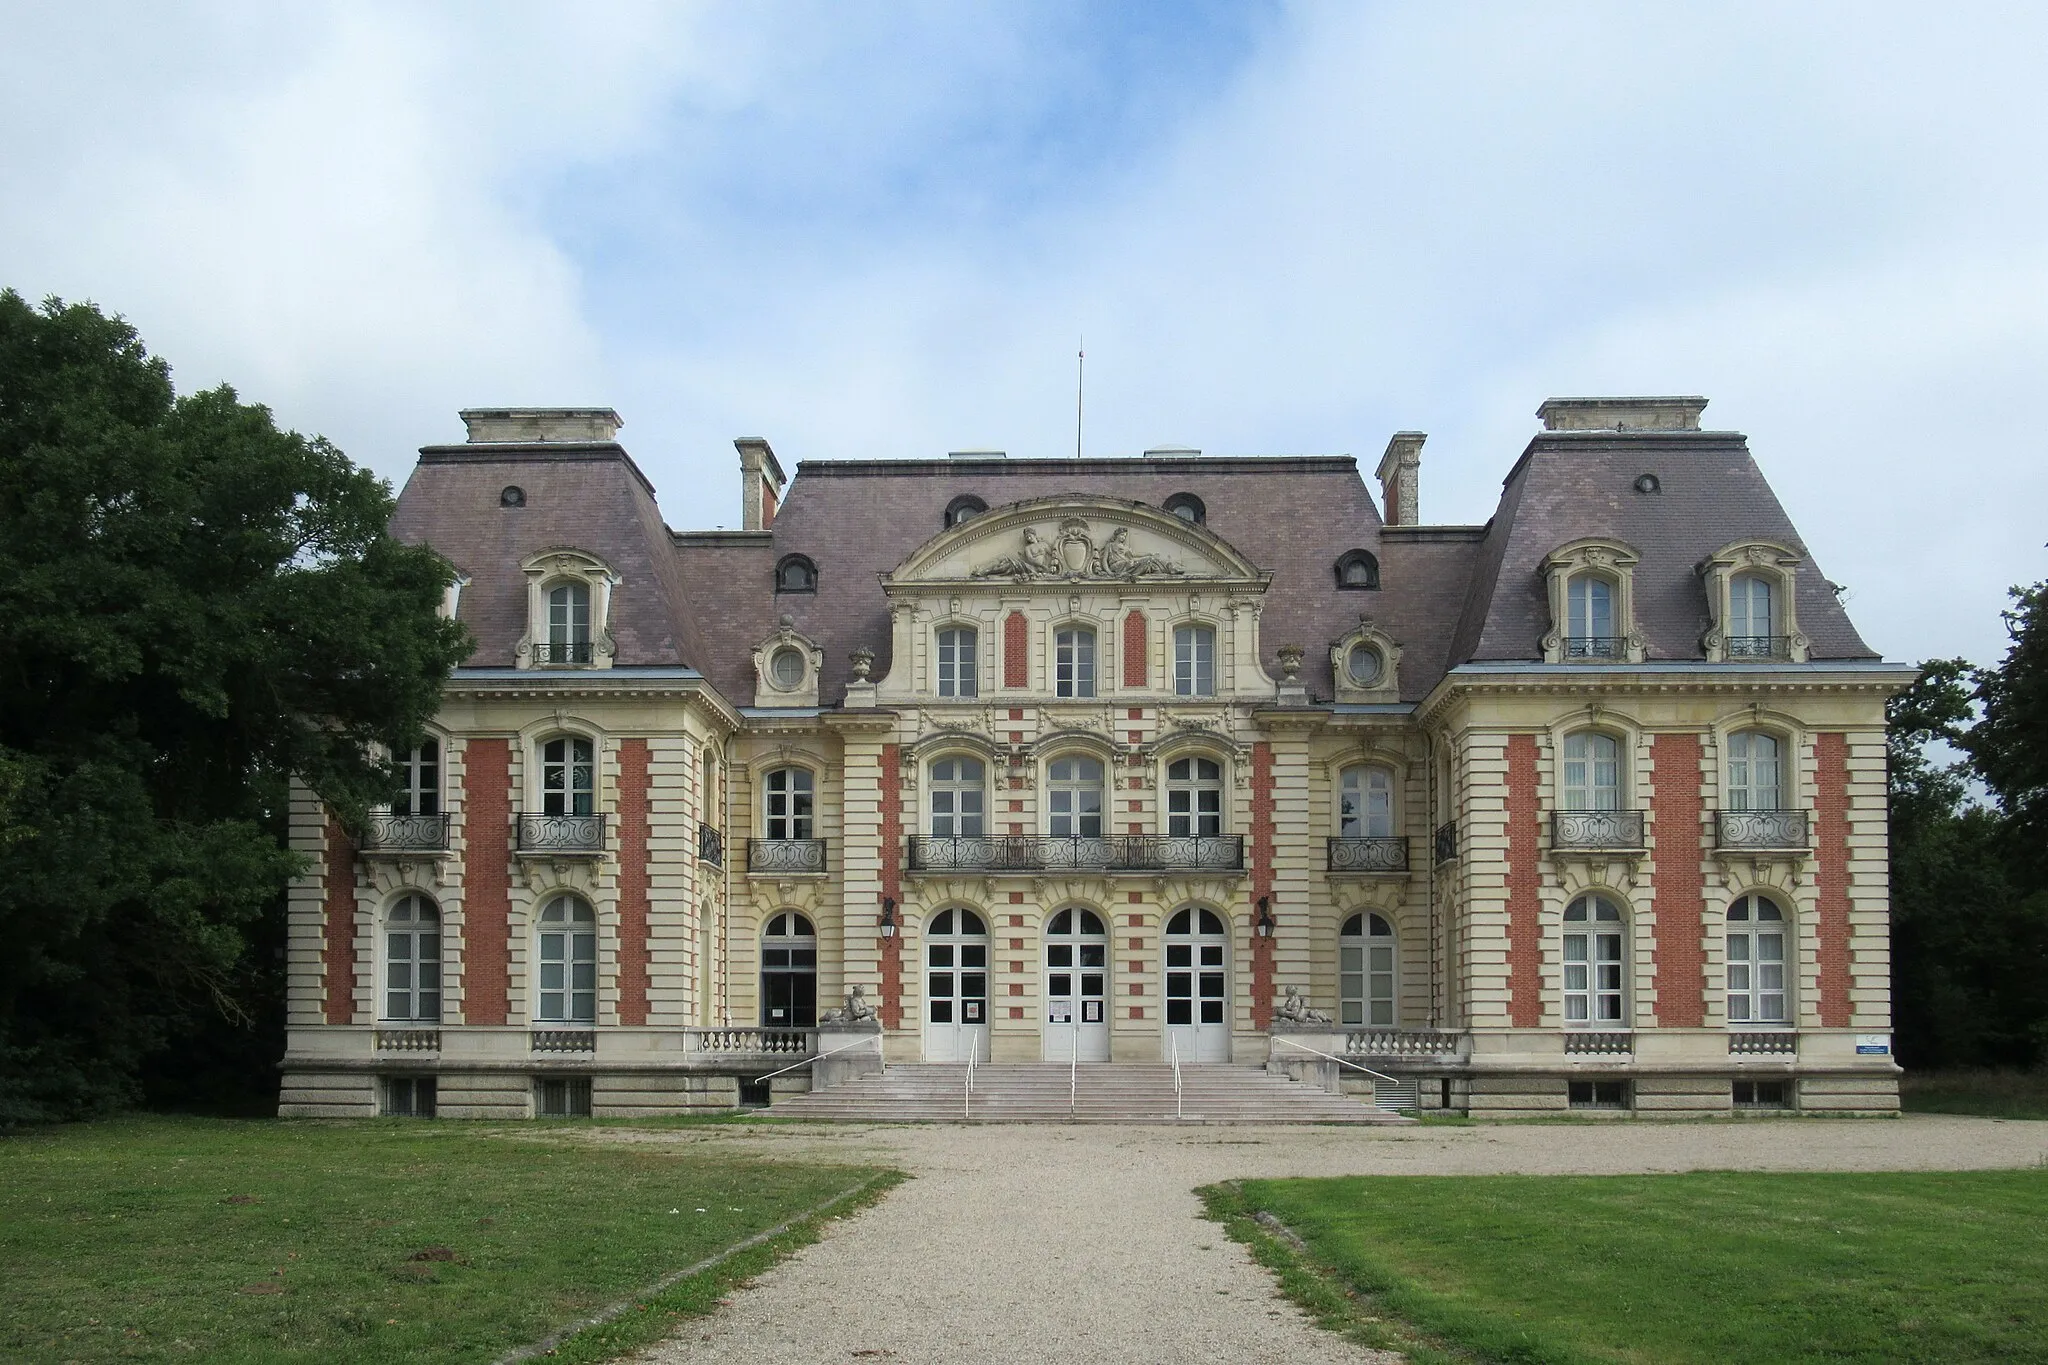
[0,290,469,1122]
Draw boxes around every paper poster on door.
[1082,1000,1103,1023]
[1048,1002,1072,1023]
[964,1001,982,1022]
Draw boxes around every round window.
[770,647,806,689]
[1346,643,1383,687]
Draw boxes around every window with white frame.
[1563,894,1626,1025]
[1339,912,1397,1026]
[928,757,985,837]
[1174,625,1215,696]
[1047,756,1104,837]
[1726,893,1788,1024]
[936,626,978,698]
[544,581,592,664]
[383,894,442,1022]
[1727,731,1783,811]
[535,895,597,1023]
[541,736,595,816]
[396,741,440,816]
[1728,573,1776,656]
[763,768,814,840]
[1566,575,1618,657]
[1338,766,1394,837]
[1166,757,1223,836]
[1055,626,1097,698]
[1562,732,1622,811]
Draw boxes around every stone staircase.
[767,1062,1411,1124]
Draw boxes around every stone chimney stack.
[1536,396,1707,432]
[1376,432,1425,527]
[736,437,786,530]
[461,408,622,444]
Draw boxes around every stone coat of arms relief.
[971,517,1186,581]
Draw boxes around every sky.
[3,1,2044,668]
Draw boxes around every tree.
[0,290,469,1123]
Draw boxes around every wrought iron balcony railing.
[1434,820,1459,864]
[532,639,594,665]
[1326,836,1409,873]
[749,838,827,874]
[1726,635,1792,660]
[361,812,450,853]
[1715,808,1809,850]
[1564,635,1625,659]
[1551,810,1646,850]
[908,834,1244,873]
[698,822,724,866]
[517,812,607,855]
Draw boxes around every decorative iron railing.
[1434,820,1459,864]
[517,812,607,854]
[532,640,593,664]
[749,838,827,873]
[908,834,1245,873]
[698,822,724,866]
[1326,837,1409,873]
[1726,635,1792,660]
[1563,1030,1634,1055]
[1551,810,1646,850]
[375,1028,441,1052]
[361,812,450,853]
[1728,1030,1798,1055]
[1564,636,1625,659]
[1343,1028,1465,1058]
[530,1029,596,1052]
[1715,809,1809,850]
[688,1027,815,1056]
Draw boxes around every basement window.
[381,1076,436,1118]
[1568,1079,1630,1110]
[535,1077,592,1117]
[1733,1079,1789,1110]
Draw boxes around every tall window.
[1166,757,1222,836]
[936,626,978,698]
[1727,731,1783,811]
[541,737,595,816]
[1562,732,1621,811]
[1563,894,1626,1025]
[763,768,814,840]
[1174,625,1215,696]
[1726,894,1788,1024]
[398,741,440,816]
[1338,766,1394,837]
[547,582,591,662]
[1730,574,1775,643]
[383,894,441,1022]
[928,757,985,837]
[1048,756,1104,837]
[1056,627,1096,698]
[761,912,818,1028]
[1566,576,1615,654]
[1339,912,1396,1027]
[536,896,596,1023]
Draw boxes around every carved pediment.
[882,496,1268,588]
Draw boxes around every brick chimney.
[736,437,786,530]
[1376,432,1425,526]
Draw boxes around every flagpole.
[1075,338,1085,459]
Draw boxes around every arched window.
[1563,894,1626,1025]
[541,736,596,816]
[1164,492,1205,525]
[1044,907,1109,1046]
[1047,756,1104,837]
[928,757,985,837]
[761,912,817,1028]
[925,908,990,1043]
[944,495,987,528]
[1566,576,1618,657]
[762,767,814,840]
[1055,626,1097,698]
[1163,907,1228,1046]
[1335,549,1380,590]
[383,894,441,1022]
[535,895,597,1023]
[1728,574,1776,656]
[774,554,817,594]
[1173,625,1215,696]
[1726,894,1788,1024]
[1562,732,1621,811]
[544,582,591,664]
[1339,912,1396,1026]
[1338,766,1395,838]
[936,626,978,698]
[398,740,440,816]
[1727,731,1783,811]
[1166,757,1223,836]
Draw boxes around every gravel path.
[623,1116,2048,1365]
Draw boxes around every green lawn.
[1903,1068,2048,1120]
[1208,1169,2048,1365]
[0,1116,894,1364]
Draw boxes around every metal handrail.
[753,1033,880,1085]
[1069,1024,1078,1117]
[1170,1034,1184,1120]
[1271,1034,1401,1086]
[963,1046,977,1119]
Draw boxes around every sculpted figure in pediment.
[1097,527,1185,580]
[971,521,1185,581]
[972,527,1063,580]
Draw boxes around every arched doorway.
[1163,906,1229,1062]
[760,912,817,1029]
[924,908,990,1062]
[1043,907,1109,1061]
[1339,913,1397,1027]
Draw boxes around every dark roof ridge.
[417,441,658,499]
[1492,428,1749,491]
[790,454,1358,478]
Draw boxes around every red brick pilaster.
[321,814,356,1024]
[1003,611,1028,688]
[1506,734,1543,1028]
[1816,733,1852,1027]
[616,739,652,1027]
[463,738,512,1026]
[1122,610,1147,688]
[879,743,904,1029]
[1250,741,1276,1030]
[1650,732,1707,1027]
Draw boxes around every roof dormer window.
[944,495,987,528]
[1540,539,1645,663]
[1335,549,1380,590]
[519,549,618,669]
[1163,492,1205,525]
[1700,540,1808,662]
[775,554,817,594]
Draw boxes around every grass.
[1902,1068,2048,1120]
[0,1115,897,1364]
[1206,1169,2048,1364]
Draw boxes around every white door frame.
[1163,905,1230,1063]
[1042,906,1111,1062]
[923,907,991,1063]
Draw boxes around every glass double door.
[924,908,990,1062]
[1042,907,1109,1061]
[1163,907,1231,1063]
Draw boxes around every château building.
[280,397,1908,1120]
